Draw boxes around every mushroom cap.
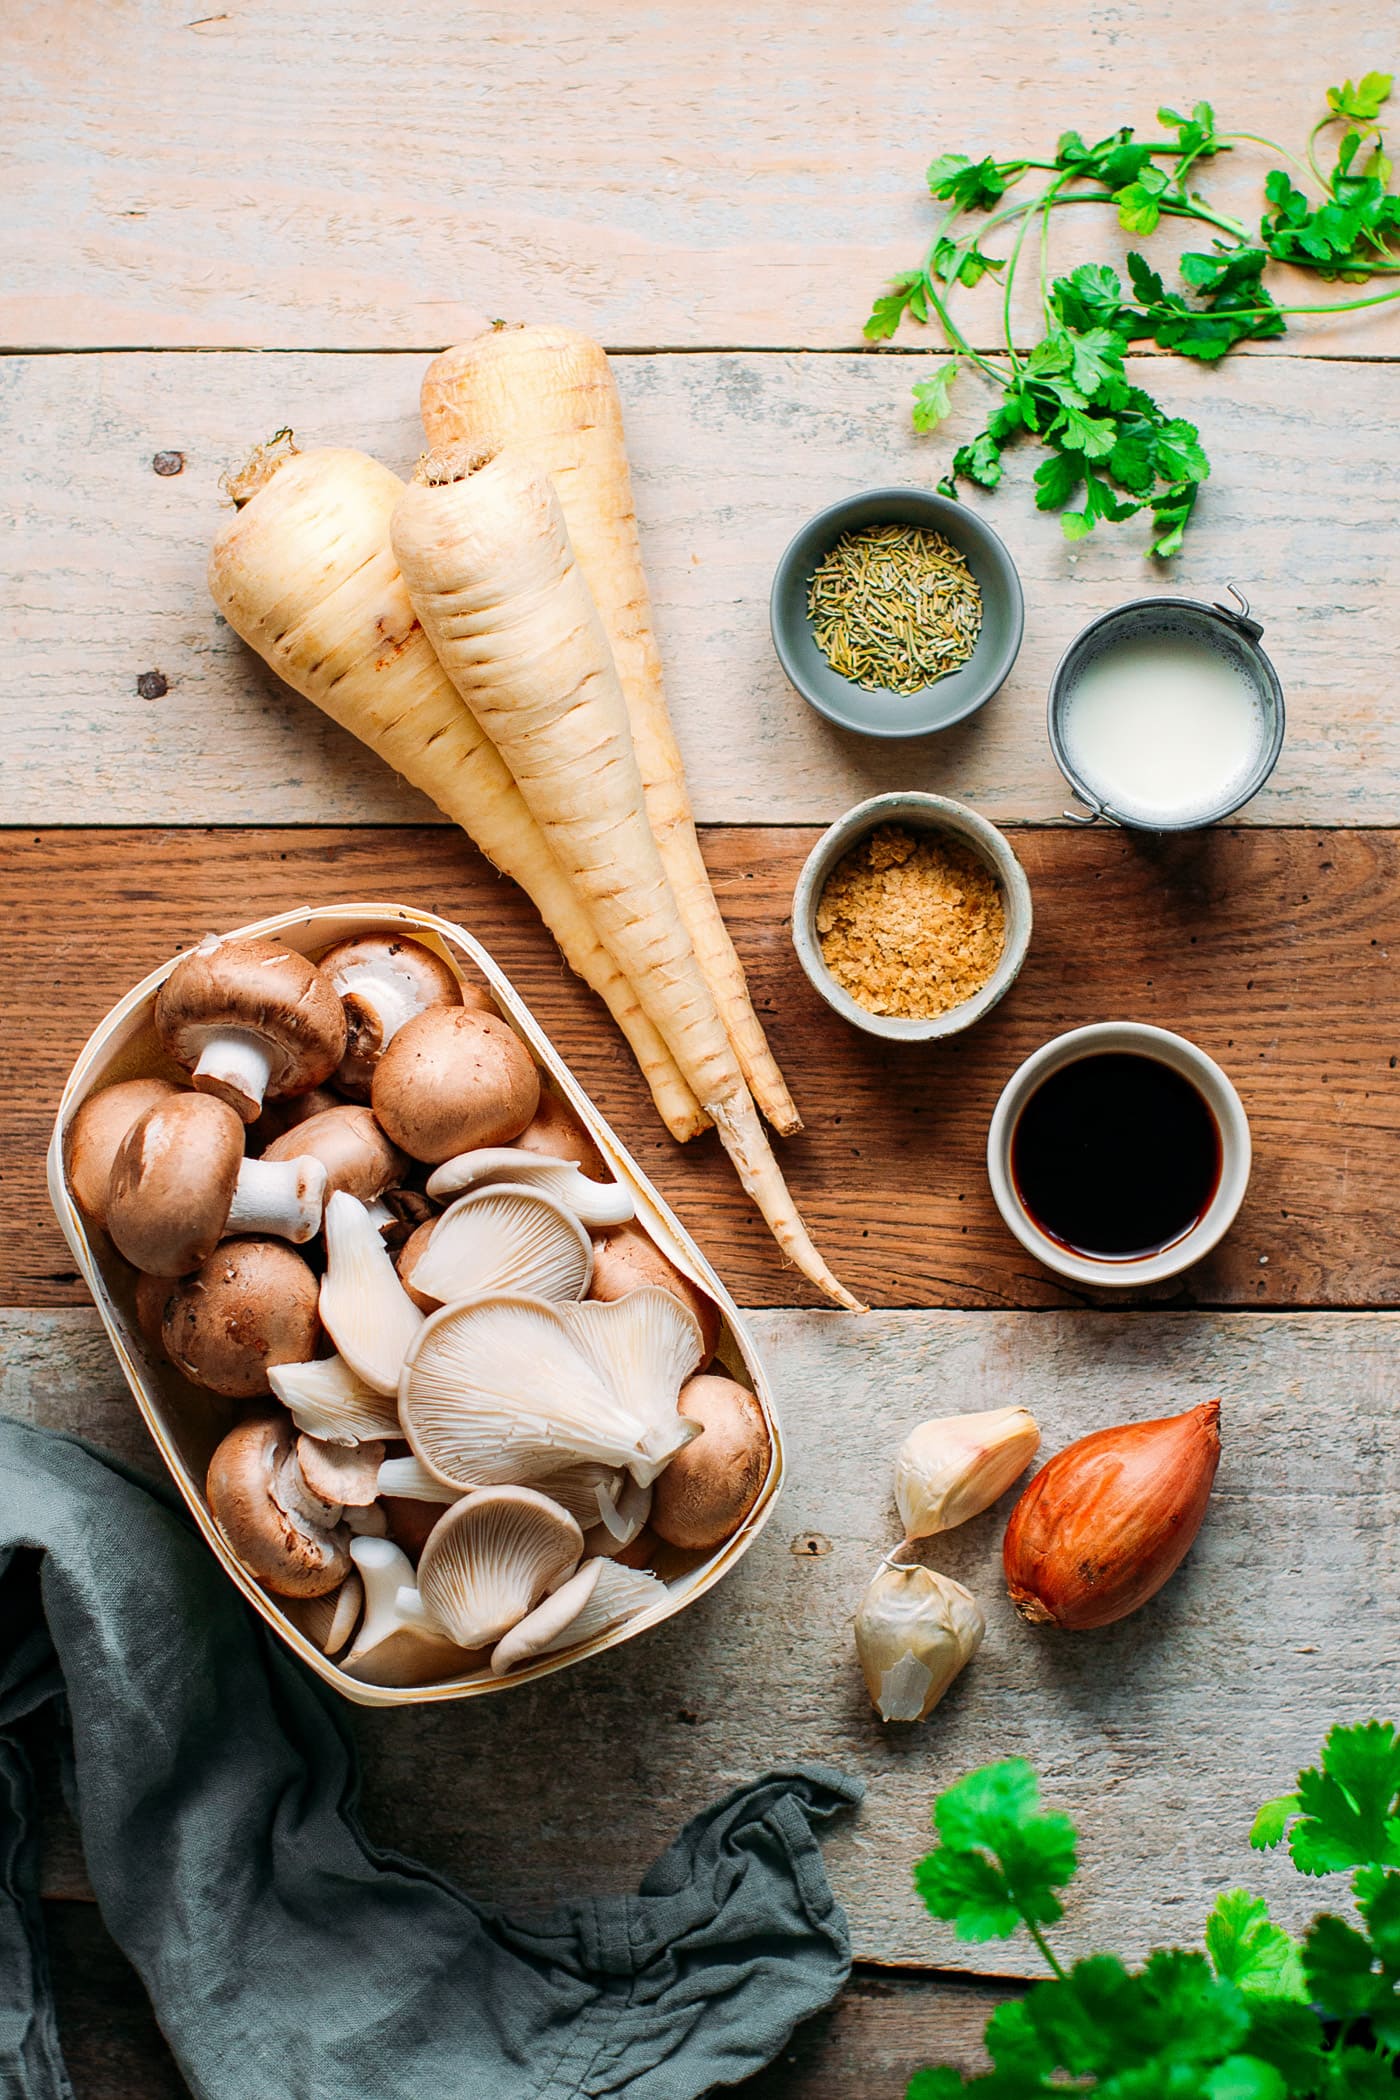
[588,1222,723,1363]
[650,1374,772,1553]
[283,1571,364,1656]
[490,1557,665,1675]
[317,934,463,1099]
[395,1219,441,1313]
[416,1485,583,1649]
[162,1238,321,1397]
[65,1077,181,1228]
[155,936,347,1109]
[341,1534,482,1685]
[513,1089,606,1180]
[409,1183,593,1307]
[562,1291,704,1484]
[262,1103,407,1203]
[371,1007,540,1164]
[250,1085,343,1151]
[106,1090,247,1276]
[206,1413,352,1598]
[133,1268,176,1351]
[295,1433,385,1510]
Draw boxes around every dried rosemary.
[807,523,983,695]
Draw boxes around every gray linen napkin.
[0,1418,862,2100]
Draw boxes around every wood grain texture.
[12,1305,1397,1970]
[3,0,1397,353]
[4,352,1399,827]
[38,1900,1013,2100]
[5,826,1398,1312]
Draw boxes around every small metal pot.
[1047,587,1285,832]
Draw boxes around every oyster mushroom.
[316,933,464,1100]
[262,1104,407,1207]
[371,1007,539,1164]
[319,1191,423,1396]
[206,1414,351,1598]
[513,1089,607,1179]
[377,1453,458,1504]
[563,1291,705,1482]
[412,1487,583,1649]
[341,1536,480,1687]
[651,1373,772,1553]
[162,1239,321,1397]
[426,1148,634,1230]
[107,1092,327,1276]
[408,1184,593,1308]
[590,1471,653,1550]
[155,934,347,1123]
[398,1295,687,1492]
[268,1352,402,1445]
[283,1571,364,1657]
[65,1077,180,1228]
[588,1221,723,1363]
[490,1559,665,1675]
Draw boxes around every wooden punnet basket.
[47,901,784,1708]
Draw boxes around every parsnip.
[421,324,801,1137]
[208,442,704,1143]
[391,444,862,1313]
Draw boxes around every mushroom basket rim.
[47,900,785,1708]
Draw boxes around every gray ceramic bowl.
[770,487,1024,738]
[791,791,1033,1042]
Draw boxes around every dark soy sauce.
[1010,1052,1221,1260]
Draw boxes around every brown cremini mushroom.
[371,1006,539,1164]
[250,1085,343,1151]
[317,934,464,1100]
[206,1414,352,1598]
[133,1268,176,1352]
[262,1104,407,1206]
[155,935,347,1122]
[64,1077,180,1228]
[107,1092,327,1276]
[395,1219,441,1314]
[162,1238,321,1397]
[513,1089,607,1180]
[295,1434,385,1511]
[587,1222,723,1362]
[650,1374,771,1553]
[282,1571,364,1656]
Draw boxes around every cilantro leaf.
[1286,1721,1400,1875]
[911,360,959,430]
[1328,73,1394,124]
[864,273,923,342]
[1251,1793,1301,1851]
[952,431,1003,487]
[1034,450,1083,509]
[927,154,1016,211]
[1201,2058,1288,2100]
[1205,1890,1308,2002]
[916,1759,1078,1943]
[1115,162,1170,233]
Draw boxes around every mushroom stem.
[225,1154,328,1243]
[377,1454,458,1503]
[192,1029,279,1119]
[334,963,429,1050]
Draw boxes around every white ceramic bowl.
[986,1021,1251,1288]
[791,791,1033,1042]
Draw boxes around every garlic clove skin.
[894,1406,1041,1541]
[854,1561,985,1723]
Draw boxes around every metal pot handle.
[1060,794,1118,827]
[1212,583,1264,642]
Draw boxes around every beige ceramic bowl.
[47,901,784,1708]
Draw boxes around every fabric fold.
[0,1419,862,2099]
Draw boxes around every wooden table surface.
[5,5,1399,2095]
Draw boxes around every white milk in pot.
[1059,628,1269,828]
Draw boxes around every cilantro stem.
[1025,1919,1068,1981]
[1225,283,1400,317]
[1220,130,1315,188]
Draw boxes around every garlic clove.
[854,1561,985,1723]
[490,1558,665,1675]
[397,1294,658,1490]
[410,1183,593,1307]
[425,1148,635,1230]
[414,1486,583,1649]
[319,1190,424,1397]
[562,1290,703,1486]
[269,1352,402,1445]
[894,1406,1041,1541]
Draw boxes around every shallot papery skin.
[1002,1400,1222,1630]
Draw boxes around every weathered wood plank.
[40,1896,1014,2099]
[12,1306,1397,1972]
[4,0,1397,353]
[2,351,1398,826]
[4,826,1397,1312]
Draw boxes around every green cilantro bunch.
[867,77,1400,555]
[909,1721,1400,2097]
